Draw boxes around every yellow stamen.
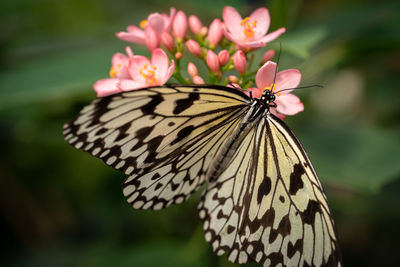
[140,19,148,29]
[116,63,122,69]
[109,66,118,78]
[240,17,257,38]
[139,64,158,85]
[264,83,277,94]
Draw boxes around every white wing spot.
[123,185,136,196]
[92,147,101,156]
[106,156,117,165]
[125,166,134,175]
[205,232,212,242]
[153,202,164,210]
[133,201,144,209]
[75,142,83,149]
[100,149,110,158]
[115,160,125,169]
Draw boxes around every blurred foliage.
[1,0,400,266]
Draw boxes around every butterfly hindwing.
[198,115,341,266]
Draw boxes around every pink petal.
[240,40,266,49]
[112,53,129,67]
[148,13,165,36]
[222,6,243,38]
[119,80,148,91]
[258,27,286,44]
[151,48,169,81]
[246,87,263,98]
[249,7,270,38]
[270,109,286,120]
[129,56,151,82]
[222,27,239,44]
[275,94,304,115]
[145,27,161,52]
[165,7,177,32]
[93,78,122,97]
[115,32,146,44]
[255,61,277,90]
[275,69,301,93]
[156,64,174,84]
[165,60,175,82]
[156,59,174,85]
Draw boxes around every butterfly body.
[64,85,342,266]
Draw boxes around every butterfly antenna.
[272,42,282,91]
[275,84,323,94]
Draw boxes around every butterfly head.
[260,87,277,108]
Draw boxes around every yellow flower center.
[240,17,257,38]
[140,19,148,29]
[139,64,158,85]
[109,64,122,78]
[264,83,280,96]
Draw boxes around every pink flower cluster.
[94,6,304,118]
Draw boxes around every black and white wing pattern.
[64,85,342,266]
[64,85,251,209]
[198,114,342,266]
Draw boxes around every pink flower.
[208,19,223,47]
[246,61,303,119]
[222,6,285,50]
[172,11,187,39]
[189,15,202,34]
[233,50,246,75]
[185,40,203,57]
[94,47,134,97]
[116,8,176,52]
[218,50,230,66]
[206,50,220,73]
[94,48,174,97]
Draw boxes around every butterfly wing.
[198,114,342,266]
[64,85,251,209]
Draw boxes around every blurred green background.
[1,0,400,266]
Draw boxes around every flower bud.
[175,52,182,59]
[188,15,202,34]
[193,75,205,84]
[208,19,223,47]
[228,75,239,83]
[199,26,208,37]
[218,50,230,66]
[206,50,220,73]
[161,32,175,52]
[262,49,275,63]
[187,62,198,77]
[185,40,202,58]
[172,11,187,39]
[233,50,246,75]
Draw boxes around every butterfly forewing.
[64,85,251,209]
[64,85,341,266]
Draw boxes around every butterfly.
[63,84,342,266]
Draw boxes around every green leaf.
[297,121,400,193]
